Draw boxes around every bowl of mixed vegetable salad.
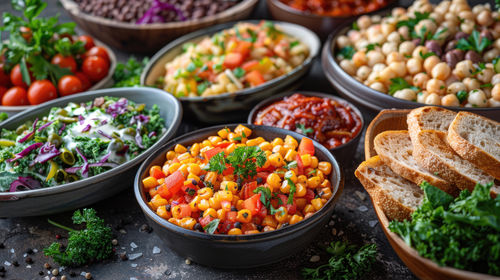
[134,124,343,268]
[141,20,320,123]
[0,87,182,217]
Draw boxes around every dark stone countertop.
[4,0,485,279]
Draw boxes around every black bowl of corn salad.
[134,124,343,268]
[322,0,500,121]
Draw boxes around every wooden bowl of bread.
[356,106,500,280]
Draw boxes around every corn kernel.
[275,207,288,223]
[166,151,176,160]
[177,152,191,162]
[266,173,281,191]
[284,135,298,149]
[271,138,284,147]
[203,208,217,218]
[190,143,200,157]
[311,198,323,211]
[234,124,252,138]
[297,175,307,184]
[236,199,244,210]
[318,162,332,175]
[174,144,187,153]
[198,199,210,211]
[285,170,297,183]
[295,183,307,197]
[272,145,286,157]
[228,228,242,235]
[268,153,284,167]
[218,190,233,201]
[304,204,315,213]
[284,149,297,162]
[217,209,226,220]
[310,156,319,168]
[189,196,201,211]
[179,217,196,230]
[188,164,201,176]
[295,198,307,210]
[300,154,312,167]
[307,176,321,188]
[225,143,237,154]
[280,180,290,193]
[217,128,229,139]
[221,181,238,194]
[171,205,183,219]
[289,214,303,225]
[258,141,272,151]
[246,138,261,146]
[237,209,252,223]
[227,133,238,142]
[205,171,217,186]
[320,187,333,199]
[262,215,278,228]
[151,194,168,210]
[187,174,200,182]
[202,140,212,148]
[168,162,181,174]
[208,136,222,145]
[156,205,171,219]
[142,176,158,189]
[263,226,275,232]
[209,196,221,209]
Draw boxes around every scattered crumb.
[128,253,143,261]
[130,242,138,249]
[358,205,368,212]
[185,259,191,265]
[309,255,320,262]
[331,228,337,235]
[152,246,161,255]
[4,261,11,266]
[355,190,367,201]
[369,220,378,227]
[131,263,137,268]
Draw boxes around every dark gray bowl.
[322,25,500,121]
[141,20,320,123]
[247,91,364,166]
[0,87,182,217]
[134,124,344,268]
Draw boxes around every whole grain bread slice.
[355,156,424,221]
[411,129,499,194]
[447,111,500,180]
[374,130,458,195]
[407,106,457,145]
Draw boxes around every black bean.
[445,40,457,53]
[194,223,203,231]
[465,50,482,63]
[425,40,442,57]
[234,222,242,229]
[480,29,494,41]
[455,31,469,40]
[451,49,464,61]
[445,52,459,68]
[230,206,238,211]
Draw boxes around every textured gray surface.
[0,0,451,279]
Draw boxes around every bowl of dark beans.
[60,0,259,54]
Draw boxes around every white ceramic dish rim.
[0,87,182,200]
[141,20,321,102]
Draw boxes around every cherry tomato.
[82,56,109,82]
[0,86,7,101]
[27,80,58,105]
[75,72,92,91]
[77,35,95,50]
[51,54,77,73]
[10,64,33,88]
[58,75,82,96]
[2,86,29,106]
[83,46,109,62]
[20,26,32,42]
[0,64,10,87]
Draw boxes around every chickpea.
[357,15,372,30]
[372,63,387,73]
[441,21,458,33]
[467,89,488,107]
[398,26,410,40]
[445,13,459,24]
[425,93,442,105]
[429,12,443,23]
[407,58,423,75]
[371,34,386,45]
[477,10,494,26]
[426,78,446,95]
[382,42,398,55]
[339,60,356,75]
[492,84,500,101]
[354,39,369,51]
[415,19,437,36]
[399,41,416,56]
[371,15,382,23]
[389,61,407,76]
[489,97,500,107]
[431,62,451,80]
[417,91,430,103]
[460,20,475,34]
[423,56,441,74]
[377,67,396,82]
[458,10,474,21]
[413,73,429,88]
[370,82,386,92]
[484,48,500,62]
[495,39,500,50]
[336,36,351,49]
[352,51,367,67]
[445,75,459,86]
[447,82,467,95]
[367,51,385,67]
[394,89,417,101]
[347,30,362,42]
[472,4,486,15]
[484,88,492,98]
[462,77,481,91]
[453,60,474,79]
[392,7,406,17]
[441,94,460,106]
[477,68,494,83]
[381,22,396,36]
[412,46,429,58]
[386,52,404,64]
[492,74,500,85]
[356,66,371,80]
[387,31,401,44]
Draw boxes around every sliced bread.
[374,130,458,195]
[407,106,457,144]
[412,129,498,194]
[447,111,500,180]
[355,155,424,221]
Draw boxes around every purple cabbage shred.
[82,124,91,132]
[18,118,38,143]
[6,142,43,163]
[9,176,42,192]
[31,143,61,166]
[37,121,54,132]
[106,98,128,117]
[136,0,186,24]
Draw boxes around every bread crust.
[447,112,500,180]
[355,156,419,221]
[407,106,456,145]
[374,130,458,196]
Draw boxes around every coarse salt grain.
[130,242,138,249]
[128,253,143,261]
[4,261,11,266]
[152,246,161,254]
[358,205,368,212]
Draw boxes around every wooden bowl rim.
[364,109,500,280]
[59,0,259,30]
[0,38,117,113]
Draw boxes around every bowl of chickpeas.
[322,0,500,121]
[134,124,343,268]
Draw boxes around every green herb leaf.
[285,177,296,205]
[20,57,31,86]
[419,51,436,60]
[388,77,419,95]
[290,41,300,49]
[337,46,355,60]
[204,218,220,234]
[456,30,492,53]
[196,81,210,95]
[233,67,245,78]
[365,43,379,53]
[456,90,468,103]
[296,123,313,135]
[113,57,150,88]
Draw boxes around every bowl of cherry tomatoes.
[0,2,116,117]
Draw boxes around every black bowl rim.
[134,124,344,242]
[246,91,365,153]
[0,87,182,200]
[323,19,500,113]
[140,20,320,103]
[60,0,259,29]
[266,0,394,20]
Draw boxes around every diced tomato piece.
[165,170,184,195]
[218,220,234,234]
[181,182,199,195]
[256,172,270,181]
[221,200,232,211]
[257,165,276,172]
[296,154,304,175]
[149,166,165,179]
[157,184,172,199]
[304,189,315,203]
[245,70,265,86]
[199,215,215,227]
[243,193,262,215]
[234,41,252,58]
[240,181,258,200]
[256,205,267,218]
[204,147,222,161]
[222,165,234,176]
[242,60,259,72]
[184,195,194,204]
[172,194,186,205]
[178,204,192,218]
[298,138,315,156]
[241,223,257,233]
[215,142,232,149]
[226,211,238,223]
[278,194,296,215]
[191,211,200,219]
[223,53,244,69]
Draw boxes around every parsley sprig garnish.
[388,77,420,95]
[296,123,313,135]
[456,30,492,53]
[204,146,267,180]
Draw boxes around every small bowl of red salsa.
[249,92,364,164]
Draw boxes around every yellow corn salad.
[161,21,309,98]
[142,125,334,235]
